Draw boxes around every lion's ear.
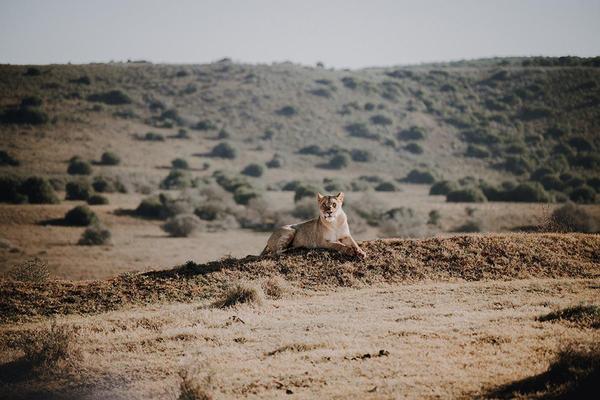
[336,192,345,203]
[317,192,324,202]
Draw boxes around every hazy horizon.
[1,0,600,68]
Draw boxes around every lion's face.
[317,192,344,222]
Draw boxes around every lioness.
[261,192,366,258]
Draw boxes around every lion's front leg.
[323,240,356,256]
[339,235,366,258]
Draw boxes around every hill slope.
[1,233,598,322]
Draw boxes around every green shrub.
[518,106,552,120]
[369,114,392,125]
[266,155,283,168]
[192,120,216,130]
[588,177,600,192]
[65,180,92,200]
[569,185,596,204]
[67,158,92,175]
[233,186,260,205]
[86,90,132,105]
[501,155,532,175]
[100,151,120,166]
[294,184,320,202]
[402,169,435,184]
[350,149,372,162]
[397,126,426,141]
[0,176,26,203]
[171,158,189,169]
[447,188,487,203]
[1,106,49,125]
[429,180,457,195]
[241,163,264,177]
[540,174,564,191]
[175,129,190,139]
[24,67,42,76]
[298,145,324,156]
[92,176,126,193]
[427,210,441,225]
[323,178,350,192]
[160,169,193,189]
[325,153,349,169]
[87,194,109,205]
[276,106,297,116]
[143,132,165,141]
[135,196,164,219]
[452,220,482,233]
[20,177,59,204]
[461,129,499,145]
[282,180,301,191]
[217,129,231,139]
[375,181,397,192]
[568,136,594,152]
[404,142,424,154]
[161,214,202,237]
[345,123,379,140]
[0,150,20,166]
[64,205,97,226]
[506,182,551,202]
[465,144,490,158]
[78,225,111,245]
[291,198,319,219]
[210,142,237,159]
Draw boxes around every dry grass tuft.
[7,258,50,282]
[212,282,264,308]
[266,342,325,356]
[12,321,80,372]
[178,370,214,400]
[261,276,290,299]
[538,305,600,329]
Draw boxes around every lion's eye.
[332,203,336,208]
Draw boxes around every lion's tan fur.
[261,192,366,258]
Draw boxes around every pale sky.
[1,0,599,68]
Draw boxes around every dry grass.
[261,275,290,299]
[178,370,215,400]
[1,233,598,322]
[6,258,50,283]
[212,282,264,308]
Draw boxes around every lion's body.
[261,193,365,258]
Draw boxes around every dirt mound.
[1,233,598,322]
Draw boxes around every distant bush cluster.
[0,176,59,204]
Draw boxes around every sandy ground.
[1,278,597,399]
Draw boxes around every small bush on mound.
[429,180,458,195]
[397,126,425,141]
[294,183,320,202]
[402,169,435,184]
[292,197,318,219]
[369,114,392,125]
[67,158,92,175]
[160,169,193,189]
[0,150,20,166]
[538,305,600,329]
[506,182,551,202]
[86,90,132,105]
[192,120,216,130]
[78,225,111,245]
[548,203,597,232]
[375,181,397,192]
[65,180,92,201]
[143,132,165,141]
[569,185,596,204]
[64,205,97,226]
[350,149,372,162]
[171,158,189,170]
[404,142,424,154]
[325,154,349,170]
[447,188,487,203]
[233,186,261,205]
[241,163,264,177]
[275,106,297,117]
[20,176,60,204]
[162,214,202,237]
[100,151,120,165]
[7,258,50,282]
[212,282,264,308]
[210,142,237,159]
[465,144,490,158]
[266,155,283,168]
[135,196,164,219]
[87,194,108,205]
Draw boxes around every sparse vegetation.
[447,188,487,203]
[78,225,111,245]
[86,90,132,105]
[538,305,600,329]
[547,202,598,232]
[64,205,98,226]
